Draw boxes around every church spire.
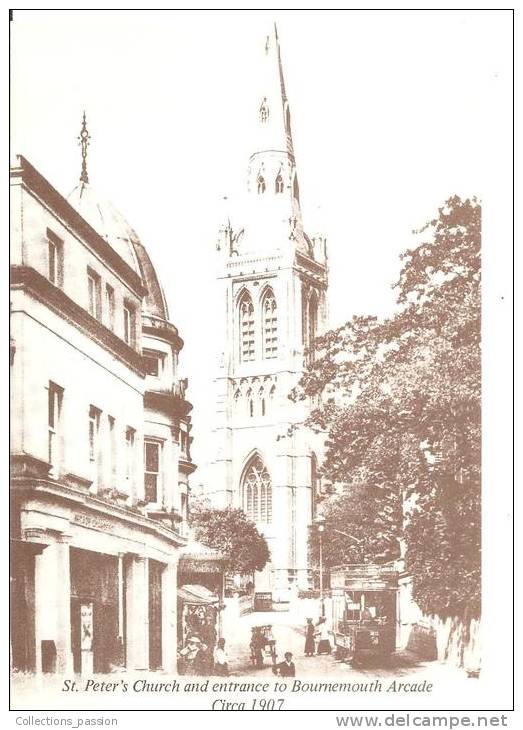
[77,111,90,184]
[253,24,295,161]
[245,24,309,255]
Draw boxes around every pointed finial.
[77,111,91,184]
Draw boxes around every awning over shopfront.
[178,540,225,574]
[177,584,219,605]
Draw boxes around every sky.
[10,9,512,475]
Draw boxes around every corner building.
[210,27,329,594]
[10,144,195,674]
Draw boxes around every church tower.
[210,25,328,594]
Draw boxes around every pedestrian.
[304,618,315,656]
[273,651,296,677]
[316,616,332,655]
[213,638,229,676]
[250,627,264,668]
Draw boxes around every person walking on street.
[304,618,315,656]
[316,616,332,655]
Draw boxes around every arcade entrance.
[70,548,121,674]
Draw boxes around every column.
[161,561,178,674]
[125,556,149,670]
[117,553,125,665]
[34,537,73,673]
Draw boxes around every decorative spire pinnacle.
[77,111,90,184]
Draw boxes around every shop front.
[177,542,225,675]
[10,485,183,675]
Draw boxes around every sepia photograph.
[8,8,513,716]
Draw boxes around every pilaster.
[125,555,149,670]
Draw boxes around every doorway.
[70,548,121,673]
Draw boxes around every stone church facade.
[209,27,329,595]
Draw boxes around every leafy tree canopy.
[296,196,481,619]
[190,497,270,575]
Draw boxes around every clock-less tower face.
[210,26,329,594]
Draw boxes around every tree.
[309,481,401,570]
[296,196,481,620]
[190,500,270,575]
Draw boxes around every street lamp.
[314,515,326,615]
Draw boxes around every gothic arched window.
[242,455,272,523]
[303,291,318,365]
[262,288,278,359]
[257,174,266,194]
[275,173,284,194]
[246,388,253,418]
[239,292,255,362]
[260,97,269,123]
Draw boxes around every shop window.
[144,440,161,503]
[48,382,63,476]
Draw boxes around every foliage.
[189,497,270,575]
[309,482,401,569]
[296,196,481,619]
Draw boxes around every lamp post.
[314,515,326,615]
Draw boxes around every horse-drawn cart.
[250,625,277,667]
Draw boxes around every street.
[223,610,432,678]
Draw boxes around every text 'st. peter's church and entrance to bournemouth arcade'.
[209,26,329,595]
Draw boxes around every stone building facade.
[209,27,329,595]
[10,143,195,674]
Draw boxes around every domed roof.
[68,182,169,320]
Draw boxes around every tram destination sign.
[330,564,398,591]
